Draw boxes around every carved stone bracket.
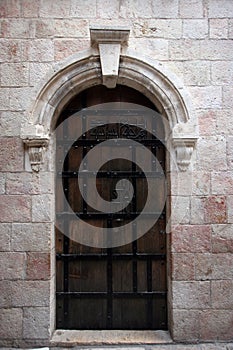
[90,26,130,88]
[173,138,197,172]
[21,125,49,172]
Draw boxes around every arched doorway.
[55,85,167,330]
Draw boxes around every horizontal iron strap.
[56,253,166,261]
[56,291,167,298]
[57,139,164,147]
[59,171,164,179]
[56,212,165,219]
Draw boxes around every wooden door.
[56,85,167,330]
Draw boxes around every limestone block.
[35,19,55,38]
[173,281,211,309]
[229,19,233,39]
[0,174,5,194]
[23,307,50,339]
[216,110,233,135]
[151,0,179,18]
[197,136,227,171]
[199,310,233,340]
[32,194,54,222]
[0,195,31,223]
[208,0,233,18]
[189,86,222,109]
[0,308,23,339]
[54,39,89,60]
[9,87,33,111]
[6,172,40,195]
[129,38,169,60]
[191,171,211,195]
[171,224,211,253]
[0,39,23,62]
[179,0,203,18]
[0,223,11,251]
[209,19,228,39]
[119,0,153,18]
[204,196,227,224]
[1,19,32,38]
[97,0,119,19]
[200,40,233,60]
[211,280,233,309]
[197,110,217,136]
[171,253,195,280]
[212,224,233,253]
[223,86,233,108]
[0,111,26,137]
[172,309,200,342]
[212,61,233,85]
[195,253,233,280]
[133,19,182,39]
[0,252,26,280]
[0,137,24,171]
[21,0,40,17]
[182,61,211,86]
[169,39,200,60]
[39,0,70,18]
[190,197,205,224]
[183,19,208,39]
[0,0,21,17]
[211,172,233,195]
[1,62,29,87]
[11,223,52,252]
[26,252,50,280]
[70,0,96,18]
[170,196,190,224]
[0,280,50,307]
[29,62,52,87]
[0,88,10,110]
[54,19,89,38]
[27,39,54,62]
[227,136,233,169]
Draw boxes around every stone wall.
[0,0,233,346]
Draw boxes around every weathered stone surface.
[189,86,222,109]
[32,194,54,222]
[0,280,50,307]
[54,39,89,60]
[200,40,233,60]
[179,0,203,18]
[211,280,233,309]
[197,136,227,171]
[0,308,23,339]
[129,38,169,60]
[6,172,39,194]
[0,111,26,136]
[216,110,233,135]
[39,0,70,18]
[151,0,178,18]
[172,253,195,280]
[195,253,233,280]
[21,0,40,17]
[9,87,32,111]
[70,0,96,18]
[183,61,211,86]
[211,172,233,195]
[0,39,23,62]
[0,0,21,17]
[212,224,233,253]
[227,136,233,169]
[223,86,233,108]
[172,309,200,342]
[208,0,233,18]
[34,19,55,38]
[171,196,190,224]
[0,223,11,251]
[227,195,233,223]
[209,19,228,39]
[1,19,32,38]
[212,61,233,85]
[0,252,26,280]
[200,310,233,340]
[183,19,208,39]
[169,39,200,60]
[171,225,211,253]
[204,196,227,224]
[1,63,29,87]
[29,62,52,87]
[97,0,119,19]
[26,39,54,62]
[54,19,89,38]
[0,195,31,222]
[190,197,205,224]
[0,138,24,171]
[119,0,153,18]
[191,171,211,195]
[26,252,50,280]
[173,281,210,309]
[0,174,5,194]
[23,307,50,339]
[11,223,52,252]
[133,19,182,39]
[0,88,10,110]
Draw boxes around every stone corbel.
[21,124,49,172]
[173,138,196,172]
[90,26,130,88]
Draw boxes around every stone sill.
[51,330,172,346]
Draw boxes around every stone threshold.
[50,330,172,346]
